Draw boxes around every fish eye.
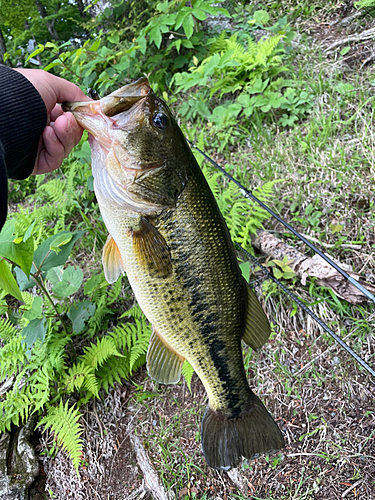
[152,112,169,130]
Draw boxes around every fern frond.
[81,337,122,370]
[39,401,83,472]
[209,31,229,54]
[62,362,98,396]
[0,391,31,431]
[96,354,131,391]
[129,320,151,372]
[44,332,70,372]
[38,178,65,204]
[0,336,26,379]
[181,361,195,392]
[107,276,123,305]
[28,366,51,412]
[0,317,17,340]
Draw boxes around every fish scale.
[62,77,284,469]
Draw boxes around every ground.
[24,3,375,500]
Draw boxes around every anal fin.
[102,234,126,284]
[242,281,271,350]
[130,217,172,279]
[146,328,184,384]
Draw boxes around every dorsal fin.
[146,328,184,384]
[242,281,271,350]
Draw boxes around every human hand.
[15,69,91,175]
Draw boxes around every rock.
[0,417,39,500]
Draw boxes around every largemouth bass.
[63,78,284,469]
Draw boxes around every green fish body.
[63,78,284,469]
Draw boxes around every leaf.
[340,46,350,56]
[52,266,84,298]
[23,296,43,321]
[26,45,44,62]
[149,26,162,48]
[334,82,354,94]
[33,231,84,272]
[0,220,34,276]
[15,265,37,291]
[81,337,123,369]
[38,402,83,472]
[83,272,106,296]
[23,222,36,242]
[183,14,195,39]
[46,266,64,286]
[192,8,206,21]
[22,316,47,349]
[175,9,189,30]
[0,259,23,301]
[156,1,169,12]
[329,223,344,234]
[49,234,74,254]
[273,268,283,279]
[68,300,96,334]
[181,360,194,392]
[253,10,270,25]
[239,261,250,282]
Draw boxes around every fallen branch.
[129,427,173,500]
[226,468,248,495]
[325,27,375,52]
[329,10,363,28]
[251,231,375,304]
[360,52,375,69]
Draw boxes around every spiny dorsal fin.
[130,217,172,279]
[242,281,271,350]
[146,328,184,384]
[102,234,126,283]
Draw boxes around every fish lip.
[61,100,98,113]
[62,78,151,115]
[100,77,151,117]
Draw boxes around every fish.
[62,78,284,470]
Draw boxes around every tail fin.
[201,396,284,470]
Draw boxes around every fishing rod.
[188,141,375,379]
[188,140,375,306]
[237,243,375,379]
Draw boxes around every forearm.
[0,66,47,232]
[0,66,47,180]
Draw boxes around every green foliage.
[354,0,375,7]
[38,402,83,472]
[172,9,313,152]
[173,31,286,96]
[203,166,283,251]
[0,203,154,470]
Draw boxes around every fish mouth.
[62,77,151,116]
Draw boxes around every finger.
[32,127,64,175]
[47,74,90,112]
[50,103,64,122]
[33,114,83,175]
[53,112,83,153]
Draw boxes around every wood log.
[129,428,173,500]
[251,231,375,305]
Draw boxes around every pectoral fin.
[102,234,126,283]
[146,328,184,384]
[130,217,172,279]
[242,281,271,350]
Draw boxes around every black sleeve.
[0,66,47,232]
